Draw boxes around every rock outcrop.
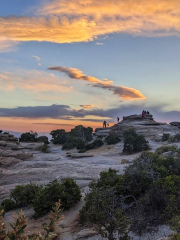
[170,122,180,128]
[108,116,180,142]
[0,133,18,142]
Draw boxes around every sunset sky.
[0,0,180,133]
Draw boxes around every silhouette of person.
[117,117,119,122]
[142,110,145,119]
[103,121,107,128]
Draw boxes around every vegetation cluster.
[80,146,180,239]
[19,131,49,144]
[0,179,81,219]
[162,133,180,143]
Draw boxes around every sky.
[0,0,180,133]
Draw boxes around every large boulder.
[170,122,180,128]
[123,114,154,121]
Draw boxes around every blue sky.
[0,0,180,132]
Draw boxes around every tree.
[19,131,38,142]
[50,129,67,144]
[70,125,93,142]
[123,129,149,154]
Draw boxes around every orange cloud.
[80,104,94,109]
[0,70,72,93]
[48,66,146,100]
[0,0,180,51]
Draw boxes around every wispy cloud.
[0,70,72,93]
[96,42,104,45]
[0,0,180,51]
[32,55,41,61]
[80,104,94,109]
[48,66,146,100]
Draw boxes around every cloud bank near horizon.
[0,0,180,52]
[0,104,180,123]
[48,66,145,100]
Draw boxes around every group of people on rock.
[142,110,150,119]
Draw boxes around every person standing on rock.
[142,111,145,119]
[103,121,107,128]
[117,117,119,123]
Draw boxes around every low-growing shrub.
[10,183,42,207]
[78,149,86,153]
[162,133,170,142]
[0,199,17,212]
[0,200,63,240]
[37,136,49,144]
[62,136,77,150]
[105,135,121,145]
[169,134,180,143]
[32,179,81,218]
[76,139,86,150]
[40,144,50,153]
[19,131,38,142]
[155,145,178,155]
[85,139,103,150]
[123,129,149,154]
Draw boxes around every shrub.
[32,179,81,219]
[62,136,77,150]
[0,199,17,212]
[169,134,180,143]
[162,133,170,142]
[78,149,86,153]
[76,139,86,150]
[123,129,149,154]
[40,144,50,153]
[50,129,67,144]
[10,183,42,207]
[85,139,104,150]
[155,145,178,155]
[37,136,49,144]
[0,200,63,240]
[70,125,93,142]
[19,131,38,142]
[80,169,129,240]
[105,135,121,145]
[0,130,2,134]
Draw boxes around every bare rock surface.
[1,150,33,160]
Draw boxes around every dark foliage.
[70,125,93,142]
[10,183,42,207]
[78,149,86,153]
[0,130,2,134]
[50,129,67,144]
[32,179,81,219]
[0,199,17,212]
[162,133,170,142]
[123,129,149,154]
[85,139,104,150]
[105,135,121,145]
[37,136,49,144]
[169,134,180,143]
[19,131,38,142]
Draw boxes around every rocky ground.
[1,117,180,240]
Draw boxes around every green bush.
[0,199,17,212]
[50,129,67,144]
[19,131,38,142]
[105,135,121,145]
[0,130,2,133]
[80,169,129,240]
[85,139,104,150]
[70,125,93,142]
[162,133,170,142]
[169,134,180,143]
[78,149,86,153]
[76,139,86,150]
[32,179,81,219]
[37,136,49,144]
[155,145,178,155]
[62,136,77,150]
[10,183,42,207]
[123,129,149,154]
[39,144,50,153]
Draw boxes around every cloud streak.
[48,66,146,100]
[0,0,180,51]
[0,70,72,93]
[80,105,94,109]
